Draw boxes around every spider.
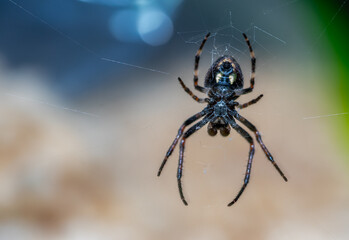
[157,33,288,206]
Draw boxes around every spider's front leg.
[226,117,255,206]
[234,33,256,97]
[193,32,211,93]
[178,114,213,205]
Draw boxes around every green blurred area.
[309,0,349,160]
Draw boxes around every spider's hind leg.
[227,118,255,206]
[178,115,213,205]
[234,112,288,182]
[157,110,206,176]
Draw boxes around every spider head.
[204,56,244,90]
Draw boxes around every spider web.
[3,0,348,121]
[4,0,175,120]
[6,0,171,76]
[3,0,347,163]
[177,4,348,122]
[177,14,287,71]
[1,1,349,238]
[2,0,296,121]
[172,3,348,173]
[2,0,296,181]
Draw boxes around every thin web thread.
[7,0,171,76]
[177,11,287,80]
[5,92,100,118]
[263,0,302,15]
[303,112,348,120]
[302,0,348,120]
[5,0,171,118]
[311,0,348,50]
[177,12,287,60]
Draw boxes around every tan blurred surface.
[0,62,349,240]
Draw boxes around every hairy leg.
[157,110,207,176]
[234,112,288,182]
[177,115,213,205]
[178,77,208,103]
[227,118,255,206]
[237,94,263,109]
[234,33,256,96]
[193,33,210,93]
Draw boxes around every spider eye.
[229,74,236,84]
[216,73,222,83]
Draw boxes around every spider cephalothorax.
[157,33,287,207]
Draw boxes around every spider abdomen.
[207,118,231,137]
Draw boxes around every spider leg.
[178,114,214,205]
[227,117,255,206]
[178,77,208,103]
[237,94,263,109]
[234,112,288,182]
[193,33,210,93]
[234,33,256,96]
[157,109,208,176]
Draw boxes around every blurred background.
[0,0,348,239]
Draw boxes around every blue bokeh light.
[109,10,141,43]
[137,9,173,46]
[78,0,132,7]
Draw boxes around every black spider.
[157,33,287,206]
